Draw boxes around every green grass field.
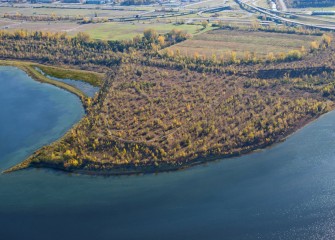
[0,16,214,41]
[80,22,207,40]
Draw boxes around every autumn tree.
[201,20,209,29]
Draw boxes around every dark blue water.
[1,67,335,240]
[35,67,100,97]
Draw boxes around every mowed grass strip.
[167,29,319,58]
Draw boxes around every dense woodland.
[3,27,335,174]
[0,29,188,70]
[0,31,123,69]
[28,64,331,173]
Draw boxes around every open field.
[0,18,209,40]
[0,18,15,27]
[4,3,157,11]
[77,22,207,40]
[0,19,80,32]
[0,6,144,18]
[166,29,319,58]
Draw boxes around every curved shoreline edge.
[0,60,92,174]
[1,60,332,176]
[4,110,330,176]
[0,60,88,102]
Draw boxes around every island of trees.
[2,26,335,175]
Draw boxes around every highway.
[111,0,335,31]
[236,0,335,30]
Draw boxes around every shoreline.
[1,60,332,176]
[4,109,330,176]
[0,60,91,103]
[0,60,91,174]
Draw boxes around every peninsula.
[1,25,334,175]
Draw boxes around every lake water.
[1,67,335,240]
[35,67,100,97]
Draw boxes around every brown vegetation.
[164,28,323,63]
[21,61,335,173]
[3,27,335,175]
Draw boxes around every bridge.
[236,0,335,31]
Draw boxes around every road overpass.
[236,0,335,31]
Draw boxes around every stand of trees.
[0,29,188,70]
[3,27,335,174]
[28,63,331,173]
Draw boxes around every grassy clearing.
[0,14,218,37]
[166,29,319,58]
[0,19,210,41]
[37,65,103,87]
[80,22,205,40]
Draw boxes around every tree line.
[3,26,335,173]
